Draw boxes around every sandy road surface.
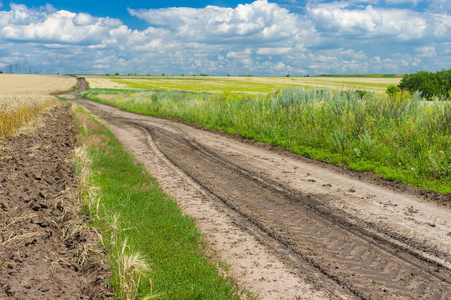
[64,79,451,299]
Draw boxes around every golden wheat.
[0,94,57,138]
[0,74,76,139]
[0,74,76,95]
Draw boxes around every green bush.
[399,68,451,99]
[386,85,400,96]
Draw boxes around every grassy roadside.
[81,88,451,195]
[71,104,247,299]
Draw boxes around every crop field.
[0,74,76,95]
[0,75,76,138]
[85,75,401,94]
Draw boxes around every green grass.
[71,105,245,299]
[329,81,391,88]
[82,87,451,195]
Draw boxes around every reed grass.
[82,88,451,194]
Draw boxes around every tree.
[399,68,451,99]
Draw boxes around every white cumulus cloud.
[307,4,433,40]
[416,46,437,57]
[128,0,305,43]
[0,4,122,44]
[257,47,292,55]
[0,1,449,76]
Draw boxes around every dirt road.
[65,79,451,299]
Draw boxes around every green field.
[86,75,401,94]
[318,74,403,78]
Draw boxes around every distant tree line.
[397,68,451,99]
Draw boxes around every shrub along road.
[67,78,451,299]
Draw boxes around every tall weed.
[82,88,451,193]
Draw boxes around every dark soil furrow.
[0,104,110,299]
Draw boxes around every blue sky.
[0,0,449,75]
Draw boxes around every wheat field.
[0,74,77,139]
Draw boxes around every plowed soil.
[67,78,451,300]
[0,103,110,299]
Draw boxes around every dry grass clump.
[116,237,153,300]
[102,215,156,300]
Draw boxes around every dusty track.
[65,78,451,299]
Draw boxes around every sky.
[0,0,450,75]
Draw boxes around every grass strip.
[71,104,244,299]
[81,88,451,195]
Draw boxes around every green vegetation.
[109,77,295,93]
[399,68,451,99]
[86,75,400,94]
[386,85,401,96]
[71,105,246,299]
[82,87,451,194]
[319,74,402,78]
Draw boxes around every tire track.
[143,124,451,300]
